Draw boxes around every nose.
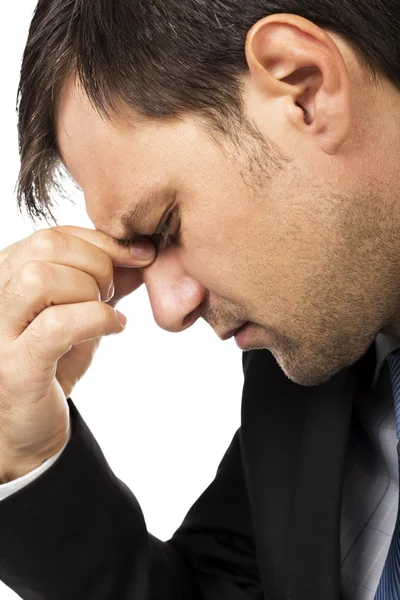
[142,249,207,333]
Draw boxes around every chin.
[275,346,354,387]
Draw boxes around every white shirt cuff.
[0,422,72,501]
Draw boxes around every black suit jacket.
[0,340,376,600]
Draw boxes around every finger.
[17,300,126,368]
[0,228,153,305]
[0,262,103,340]
[52,225,156,268]
[0,225,156,288]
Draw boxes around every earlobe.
[245,13,352,155]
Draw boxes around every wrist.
[0,458,48,483]
[0,433,69,483]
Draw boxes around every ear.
[245,14,352,155]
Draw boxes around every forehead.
[55,75,174,238]
[56,74,135,180]
[55,74,229,241]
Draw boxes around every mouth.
[219,322,249,341]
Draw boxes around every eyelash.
[119,209,180,252]
[156,210,180,252]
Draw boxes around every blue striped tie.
[375,348,400,599]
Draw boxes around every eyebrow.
[59,155,163,247]
[114,190,160,247]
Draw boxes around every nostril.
[182,309,199,329]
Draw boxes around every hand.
[0,225,155,481]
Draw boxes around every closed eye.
[157,211,176,252]
[115,207,180,252]
[157,210,183,252]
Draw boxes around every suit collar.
[240,341,375,599]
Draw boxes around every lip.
[219,322,248,341]
[234,322,255,349]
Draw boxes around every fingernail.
[130,241,155,261]
[116,310,127,328]
[107,281,115,302]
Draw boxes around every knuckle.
[37,308,64,338]
[29,229,63,256]
[18,261,49,291]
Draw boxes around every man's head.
[17,0,400,386]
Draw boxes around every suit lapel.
[240,343,374,599]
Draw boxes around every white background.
[0,3,244,598]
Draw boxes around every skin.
[56,13,400,387]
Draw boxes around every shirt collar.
[371,332,400,389]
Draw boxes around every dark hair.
[17,0,400,226]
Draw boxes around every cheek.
[180,215,254,299]
[182,204,305,316]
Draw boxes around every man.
[0,0,399,598]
